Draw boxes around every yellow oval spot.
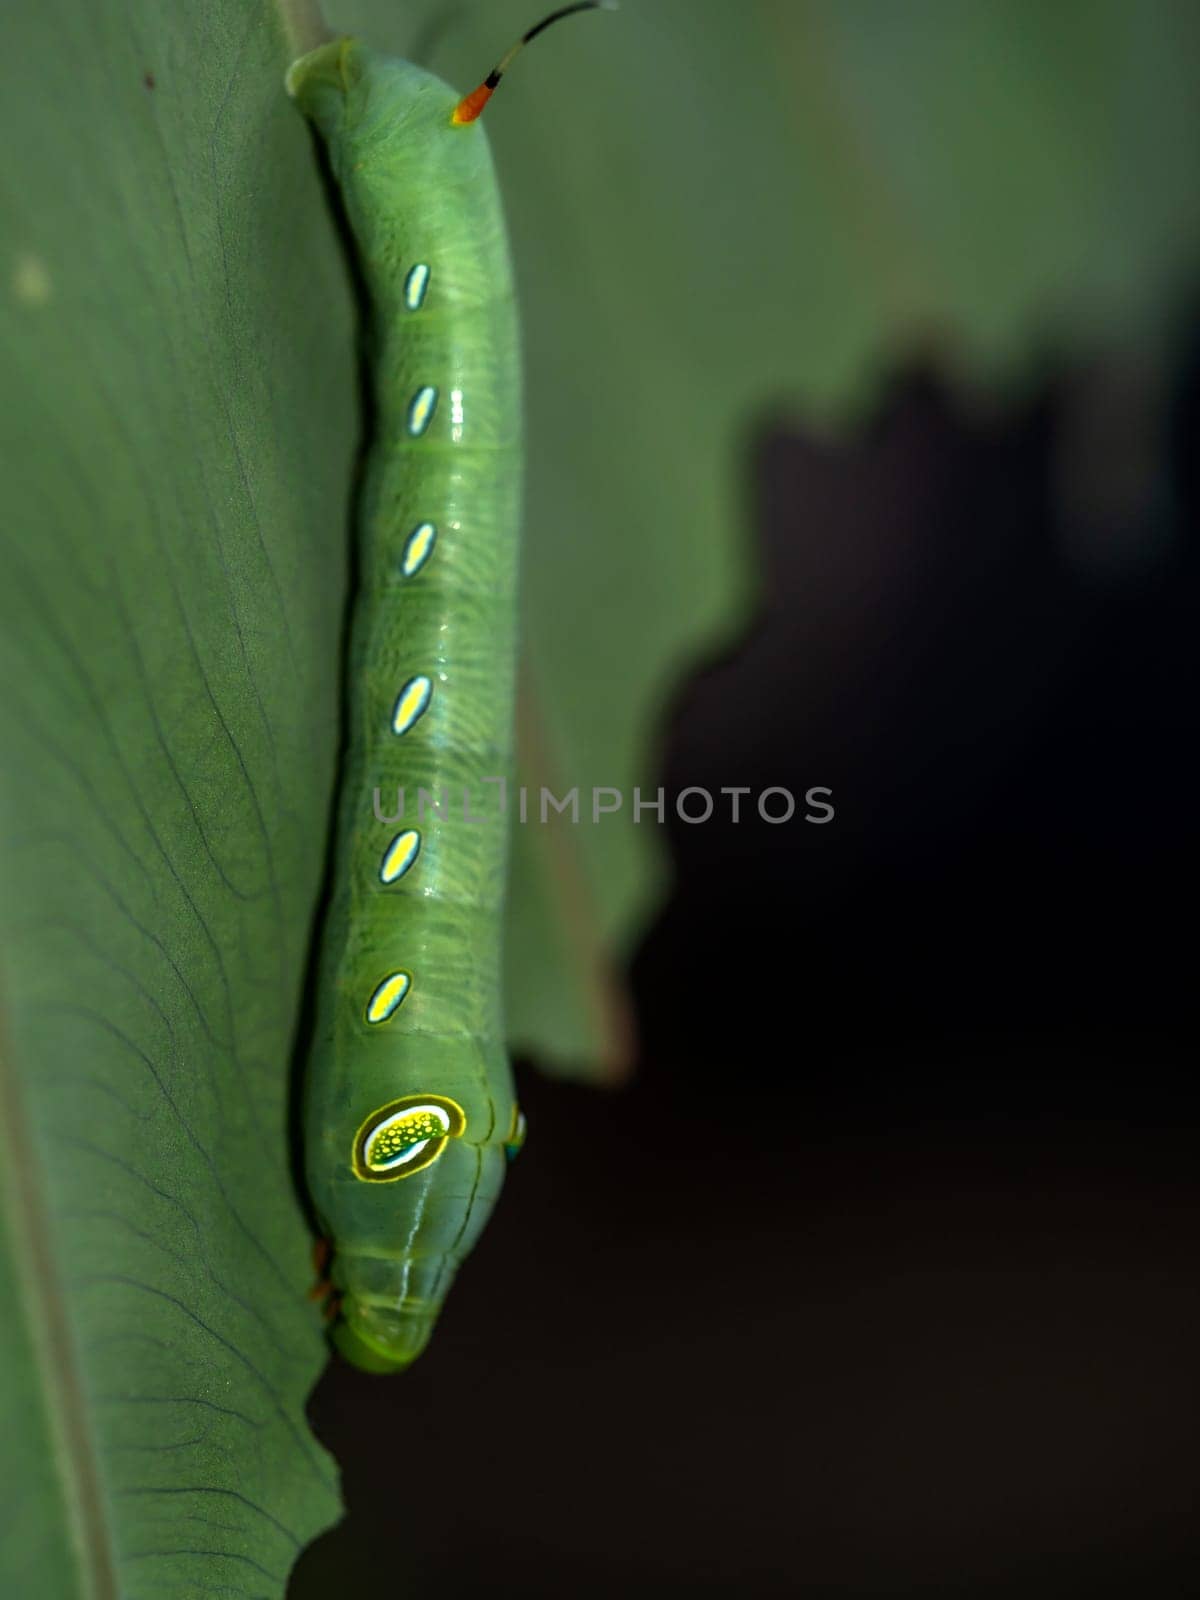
[365,971,411,1024]
[401,522,437,577]
[392,675,432,736]
[380,829,420,884]
[407,385,438,437]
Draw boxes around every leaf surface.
[0,2,352,1593]
[327,0,1200,1074]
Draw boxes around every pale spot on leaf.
[13,252,52,306]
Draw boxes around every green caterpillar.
[288,5,604,1373]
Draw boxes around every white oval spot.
[407,385,438,438]
[401,522,437,577]
[404,262,430,311]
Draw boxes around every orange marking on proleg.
[309,1236,333,1302]
[451,81,493,124]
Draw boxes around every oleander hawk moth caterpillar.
[287,4,606,1372]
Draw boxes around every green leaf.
[0,1170,81,1597]
[5,0,1200,1587]
[0,1,349,1593]
[324,0,1200,1076]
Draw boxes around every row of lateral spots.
[367,261,436,1036]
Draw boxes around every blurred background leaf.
[326,0,1200,1076]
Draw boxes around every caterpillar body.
[287,24,551,1373]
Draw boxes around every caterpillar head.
[328,1095,513,1372]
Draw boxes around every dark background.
[292,333,1198,1597]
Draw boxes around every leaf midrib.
[0,997,119,1600]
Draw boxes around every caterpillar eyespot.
[505,1106,528,1163]
[352,1095,468,1182]
[289,1,612,1373]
